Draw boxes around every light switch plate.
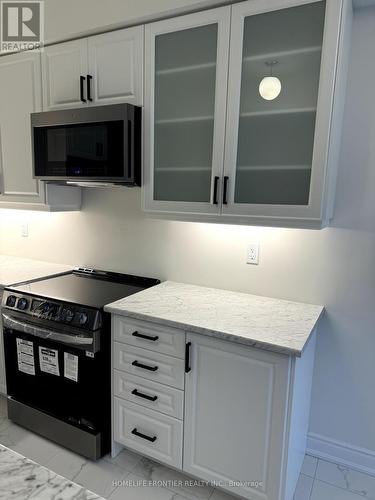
[247,243,259,265]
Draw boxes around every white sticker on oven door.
[39,347,60,376]
[64,352,78,382]
[16,339,35,375]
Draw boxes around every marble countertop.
[0,255,73,288]
[0,443,102,499]
[105,281,324,356]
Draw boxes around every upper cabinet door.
[88,26,143,106]
[0,51,46,205]
[143,8,230,214]
[42,39,88,110]
[223,0,344,223]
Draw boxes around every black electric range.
[2,267,160,460]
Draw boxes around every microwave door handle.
[80,75,86,103]
[2,313,93,346]
[127,118,133,181]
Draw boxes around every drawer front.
[114,316,185,358]
[114,397,183,468]
[114,370,184,419]
[114,342,185,389]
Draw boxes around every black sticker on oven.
[64,352,78,382]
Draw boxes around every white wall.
[0,3,375,471]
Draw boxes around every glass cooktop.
[9,270,159,309]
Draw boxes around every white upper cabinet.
[143,0,352,228]
[0,51,81,210]
[143,8,230,214]
[222,0,349,227]
[42,26,143,111]
[88,26,143,106]
[42,39,88,110]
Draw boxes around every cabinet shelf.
[155,167,211,173]
[243,45,321,63]
[156,61,216,76]
[238,165,311,172]
[240,107,316,118]
[155,116,214,125]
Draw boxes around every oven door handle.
[2,314,93,346]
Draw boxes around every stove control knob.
[43,303,58,317]
[42,302,52,313]
[6,295,17,307]
[62,308,74,323]
[17,298,29,311]
[76,312,88,325]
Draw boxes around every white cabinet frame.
[143,0,351,229]
[42,28,143,111]
[143,7,231,215]
[42,39,88,110]
[222,0,345,225]
[88,26,143,106]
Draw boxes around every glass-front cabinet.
[143,0,351,228]
[144,8,230,214]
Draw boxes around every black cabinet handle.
[223,176,229,205]
[132,360,158,372]
[213,176,219,205]
[132,389,158,402]
[185,342,192,373]
[132,331,159,342]
[80,76,86,102]
[86,74,93,101]
[131,428,157,443]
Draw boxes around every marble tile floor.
[1,396,375,500]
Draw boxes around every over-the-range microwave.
[31,103,141,187]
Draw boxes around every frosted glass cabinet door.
[223,0,344,222]
[144,8,230,214]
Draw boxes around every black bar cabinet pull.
[80,76,86,102]
[131,428,157,443]
[185,342,192,373]
[132,360,158,372]
[223,176,229,205]
[86,74,93,101]
[132,389,158,402]
[132,331,159,342]
[213,176,219,205]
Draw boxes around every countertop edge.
[104,304,324,357]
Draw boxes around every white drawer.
[114,397,183,468]
[114,342,185,389]
[114,370,184,419]
[113,316,185,358]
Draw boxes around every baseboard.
[307,432,375,477]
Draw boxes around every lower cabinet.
[112,316,316,500]
[184,334,290,500]
[114,398,183,468]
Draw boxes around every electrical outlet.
[21,222,28,237]
[247,242,259,265]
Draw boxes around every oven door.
[2,313,111,458]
